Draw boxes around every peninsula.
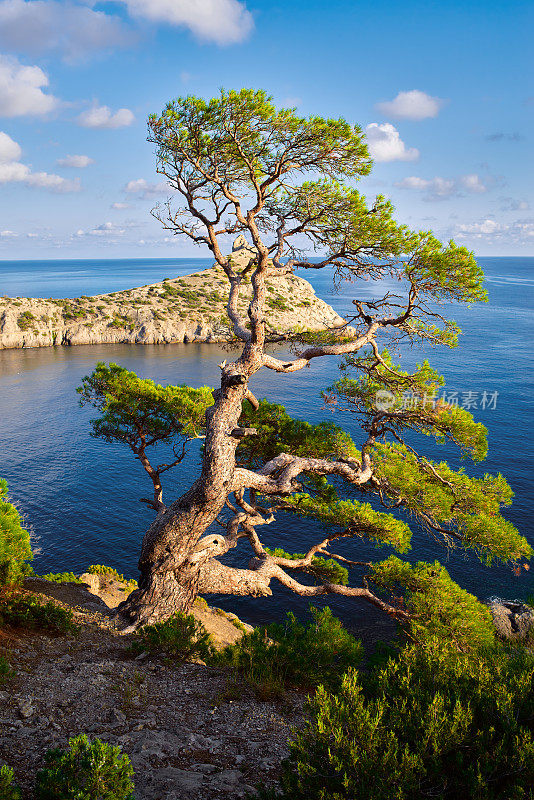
[0,249,347,351]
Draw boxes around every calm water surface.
[0,256,532,634]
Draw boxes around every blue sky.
[0,0,531,258]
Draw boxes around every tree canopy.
[79,88,530,630]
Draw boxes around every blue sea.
[0,256,532,637]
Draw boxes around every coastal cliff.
[0,263,347,351]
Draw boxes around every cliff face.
[0,264,347,351]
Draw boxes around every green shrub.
[267,638,534,800]
[16,310,36,330]
[213,606,362,698]
[130,612,215,662]
[41,572,85,584]
[0,592,77,635]
[35,735,134,800]
[0,656,14,684]
[0,479,33,586]
[86,565,137,592]
[0,765,21,800]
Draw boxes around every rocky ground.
[0,578,305,799]
[0,239,350,351]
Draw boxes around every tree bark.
[118,363,254,627]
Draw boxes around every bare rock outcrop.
[486,598,534,640]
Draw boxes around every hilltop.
[0,246,347,351]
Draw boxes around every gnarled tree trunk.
[118,356,258,627]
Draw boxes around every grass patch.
[0,655,14,683]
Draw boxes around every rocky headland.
[0,241,348,351]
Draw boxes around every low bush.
[0,656,14,684]
[0,765,21,800]
[86,565,138,592]
[35,735,134,800]
[265,637,534,800]
[130,612,215,663]
[0,592,77,635]
[0,479,33,586]
[213,606,362,699]
[41,572,85,584]
[16,310,36,330]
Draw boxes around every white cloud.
[0,0,134,62]
[455,218,534,243]
[0,54,58,117]
[365,123,419,162]
[0,129,21,161]
[0,130,80,191]
[111,201,130,209]
[376,90,446,120]
[77,104,134,129]
[0,229,17,236]
[395,173,489,201]
[75,221,126,237]
[459,173,487,193]
[458,219,501,235]
[57,154,94,168]
[124,177,168,198]
[113,0,253,45]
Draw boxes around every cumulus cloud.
[376,90,446,120]
[0,130,80,191]
[0,129,20,161]
[77,104,134,129]
[458,173,487,193]
[365,123,419,162]
[455,218,534,243]
[112,0,253,45]
[0,54,58,117]
[90,221,125,236]
[111,201,130,209]
[57,154,94,168]
[395,173,489,201]
[124,177,168,198]
[0,0,134,62]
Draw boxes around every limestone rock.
[487,599,534,640]
[0,240,352,351]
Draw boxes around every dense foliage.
[78,362,212,446]
[214,606,363,698]
[265,637,534,800]
[35,736,134,800]
[0,479,32,586]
